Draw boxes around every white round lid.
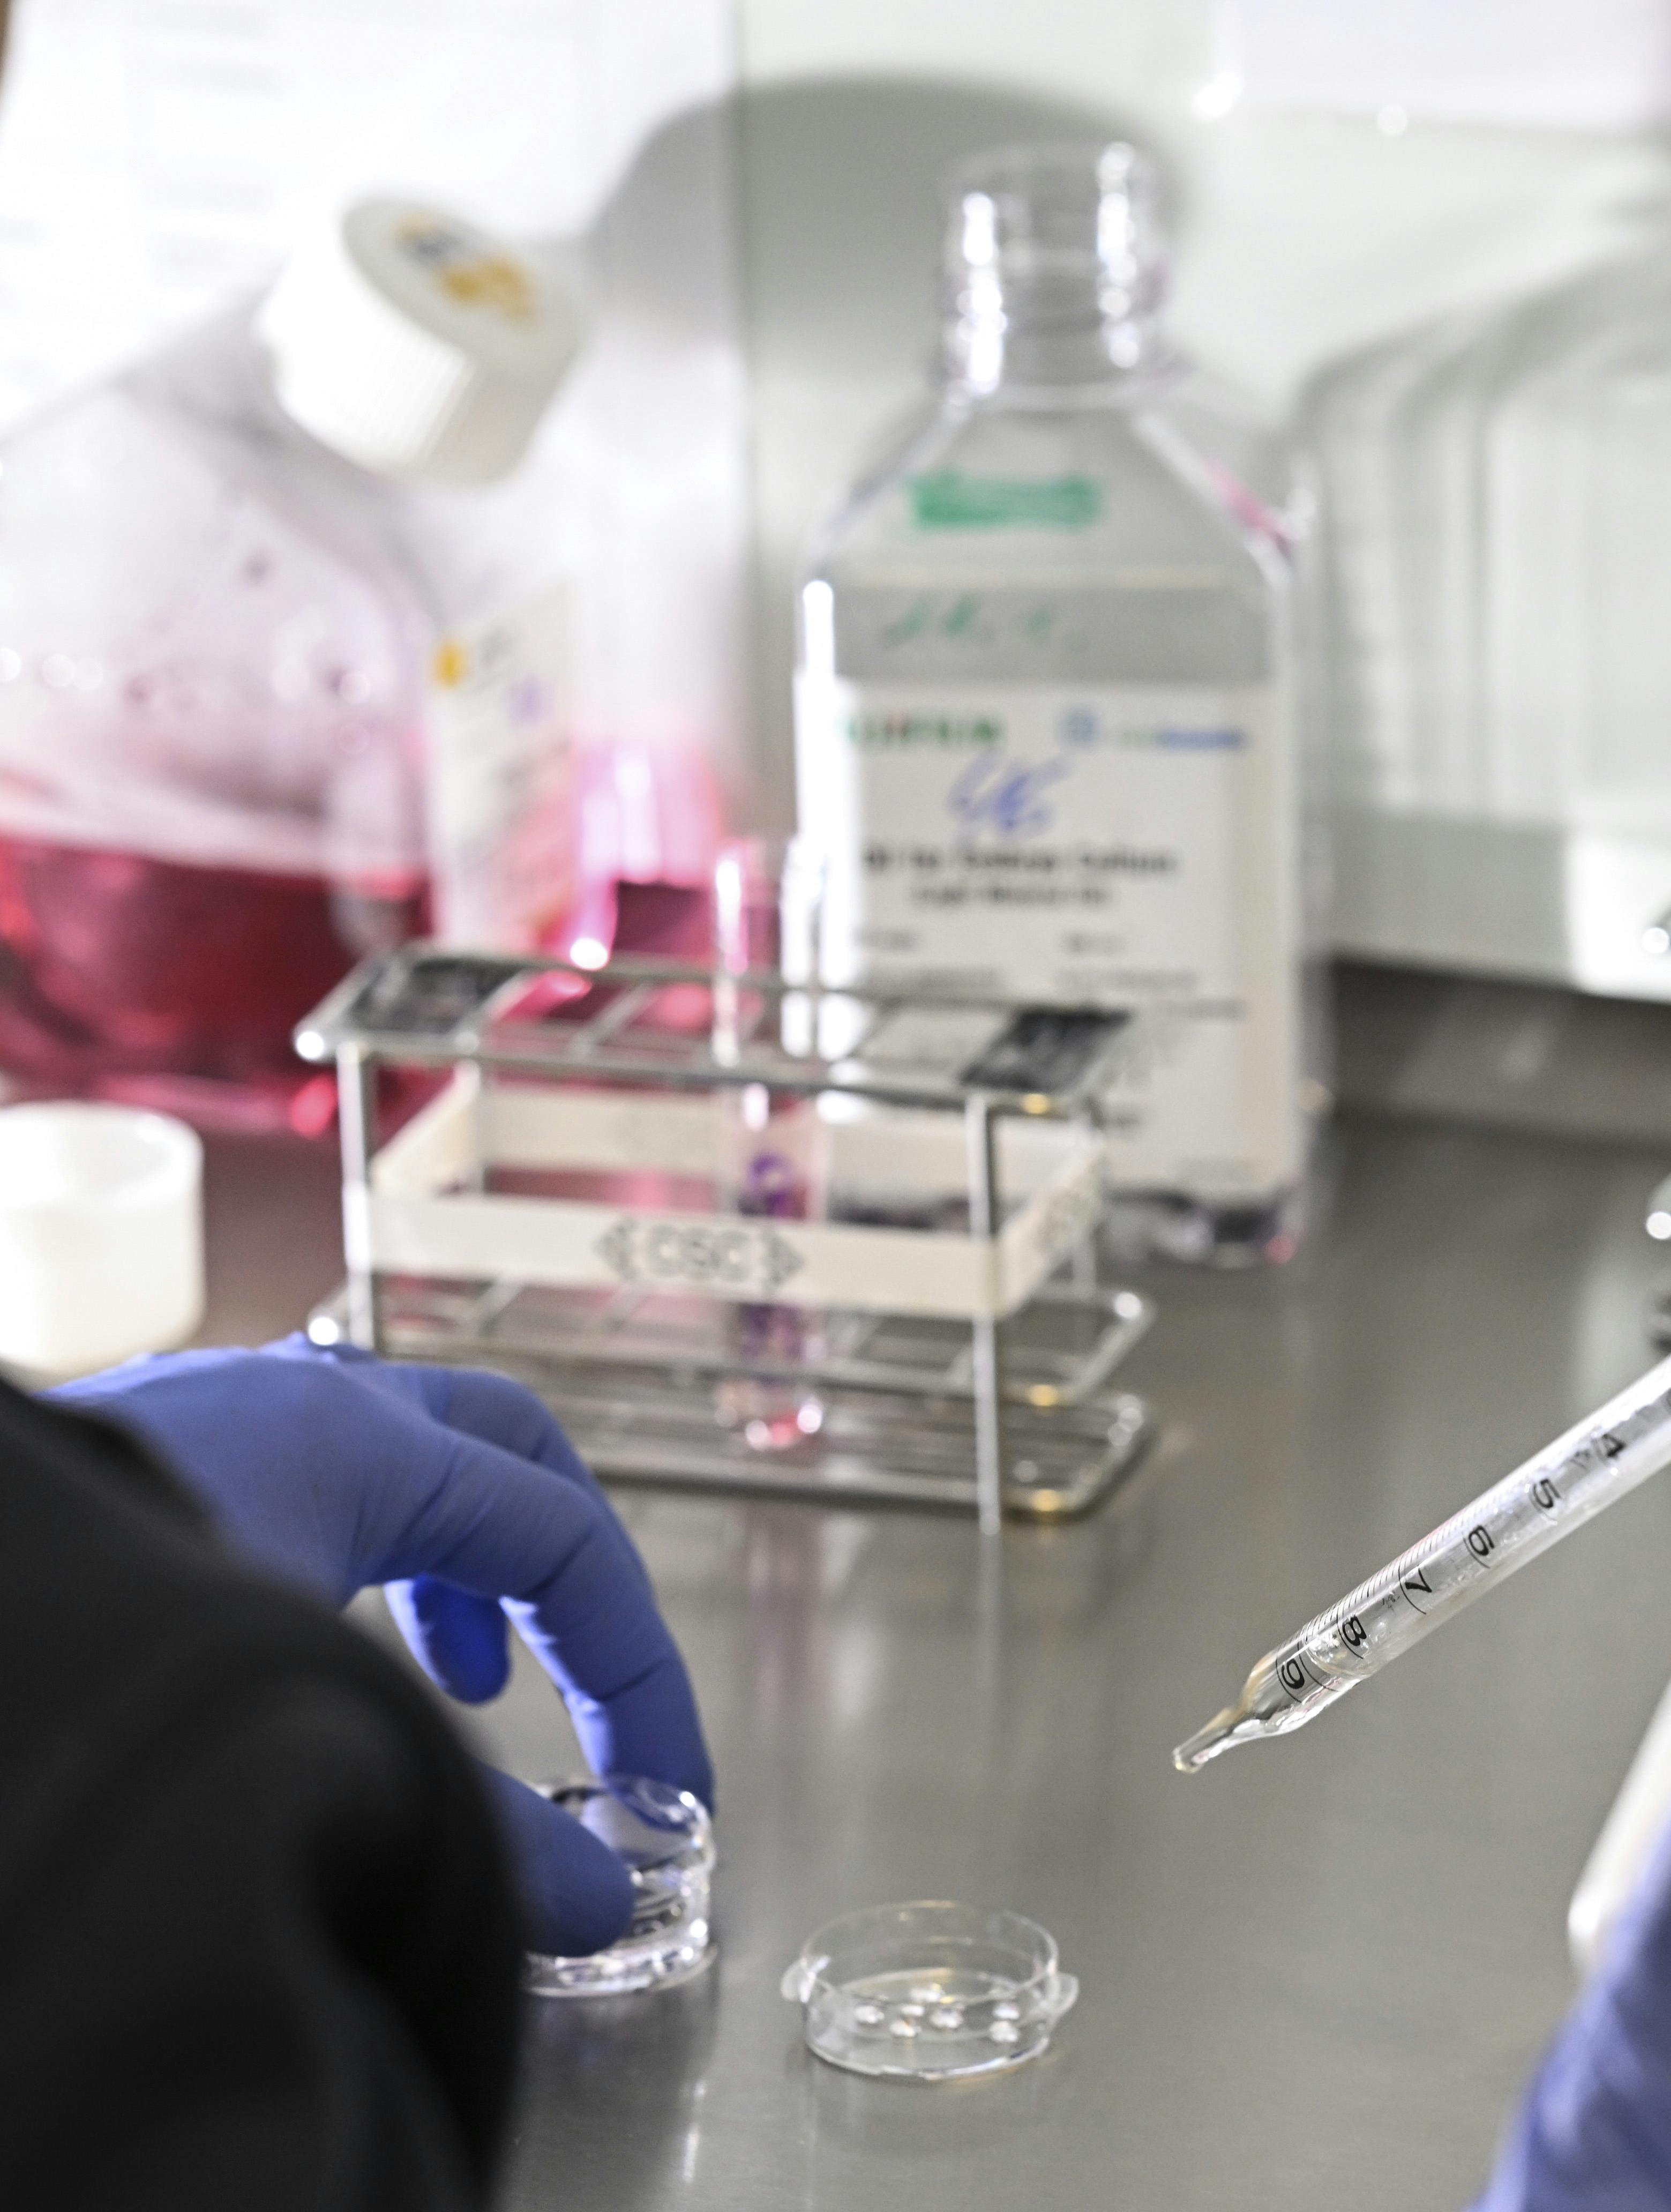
[257,198,585,484]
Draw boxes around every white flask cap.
[257,198,584,484]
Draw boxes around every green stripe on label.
[908,470,1104,531]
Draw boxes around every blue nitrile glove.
[1475,1813,1671,2211]
[51,1334,713,1959]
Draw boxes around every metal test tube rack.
[296,947,1157,1532]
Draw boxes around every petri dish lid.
[782,1900,1077,2081]
[545,1774,714,1872]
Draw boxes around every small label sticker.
[909,472,1104,532]
[596,1215,806,1298]
[796,672,1300,1191]
[426,584,574,949]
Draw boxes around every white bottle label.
[795,675,1301,1198]
[426,584,574,949]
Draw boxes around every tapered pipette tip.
[1173,1706,1242,1774]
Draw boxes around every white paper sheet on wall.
[0,0,750,787]
[1218,0,1671,129]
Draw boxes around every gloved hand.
[1475,1813,1671,2210]
[52,1335,712,1960]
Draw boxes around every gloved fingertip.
[386,1578,511,1703]
[666,1743,715,1815]
[561,1666,715,1814]
[476,1768,636,1956]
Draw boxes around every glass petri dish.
[781,1901,1077,2081]
[523,1775,716,1999]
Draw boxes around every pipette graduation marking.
[1175,1354,1671,1774]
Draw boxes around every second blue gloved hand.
[53,1335,713,1959]
[1475,1812,1671,2211]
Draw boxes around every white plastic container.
[0,1103,204,1380]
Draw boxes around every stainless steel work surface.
[201,1112,1671,2210]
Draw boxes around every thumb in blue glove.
[475,1769,634,1956]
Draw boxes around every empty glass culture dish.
[781,1902,1078,2081]
[523,1776,716,1999]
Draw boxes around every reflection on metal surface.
[507,1932,720,2208]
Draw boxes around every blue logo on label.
[947,752,1070,837]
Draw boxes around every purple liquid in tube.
[711,836,826,1451]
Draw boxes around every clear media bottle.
[0,200,581,1128]
[795,145,1305,1264]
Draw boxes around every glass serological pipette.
[1175,1353,1671,1774]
